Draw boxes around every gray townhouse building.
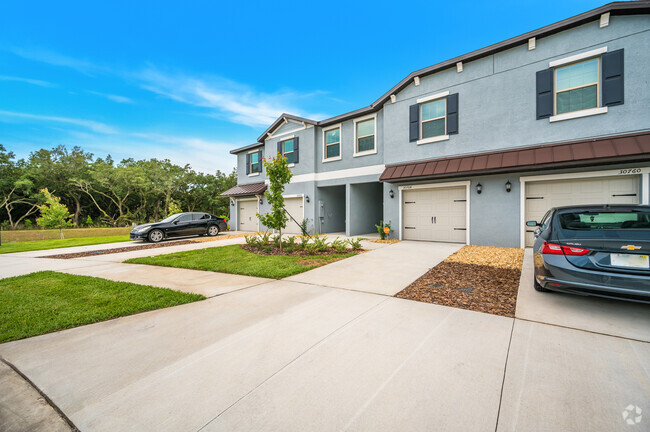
[222,1,650,248]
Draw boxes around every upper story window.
[421,98,446,139]
[246,149,262,175]
[409,92,458,144]
[323,127,341,161]
[536,47,624,122]
[354,117,376,156]
[278,137,299,164]
[555,58,599,115]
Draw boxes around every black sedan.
[527,205,650,303]
[130,212,227,243]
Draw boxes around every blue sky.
[0,0,608,174]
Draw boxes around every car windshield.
[558,211,650,230]
[160,214,182,223]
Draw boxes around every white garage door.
[403,186,467,243]
[238,199,258,232]
[524,175,639,246]
[283,197,304,234]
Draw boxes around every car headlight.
[135,225,151,233]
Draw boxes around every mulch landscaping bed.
[40,233,249,259]
[369,239,400,244]
[241,245,365,257]
[395,246,524,317]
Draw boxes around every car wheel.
[207,225,219,236]
[534,278,551,292]
[148,229,164,243]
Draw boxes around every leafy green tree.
[0,145,40,229]
[85,215,93,226]
[257,155,292,250]
[167,201,182,216]
[36,188,73,238]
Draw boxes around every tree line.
[0,144,236,229]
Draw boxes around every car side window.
[200,214,211,220]
[177,214,192,223]
[540,210,552,230]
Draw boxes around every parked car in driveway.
[527,205,650,303]
[130,212,227,243]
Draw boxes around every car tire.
[207,225,219,237]
[148,229,164,243]
[534,278,551,292]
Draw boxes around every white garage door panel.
[283,197,304,234]
[403,186,466,243]
[524,176,639,246]
[238,200,258,232]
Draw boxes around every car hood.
[131,222,162,231]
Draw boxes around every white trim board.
[549,46,607,67]
[291,164,385,183]
[398,180,471,245]
[417,90,450,104]
[518,167,649,248]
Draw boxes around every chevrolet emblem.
[621,245,642,251]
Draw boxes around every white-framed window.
[281,138,296,164]
[248,150,260,175]
[421,98,446,139]
[323,126,341,161]
[555,58,600,115]
[353,115,377,156]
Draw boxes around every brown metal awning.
[380,132,650,183]
[220,182,267,197]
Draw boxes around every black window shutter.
[277,141,282,156]
[602,49,624,106]
[536,68,554,119]
[245,153,250,175]
[447,93,459,135]
[409,104,419,142]
[294,137,299,164]
[257,150,263,172]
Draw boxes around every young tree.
[36,188,73,239]
[257,155,292,250]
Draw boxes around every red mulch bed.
[42,240,200,259]
[395,261,521,317]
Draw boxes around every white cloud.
[0,110,117,134]
[8,47,104,75]
[0,75,54,87]
[87,90,134,104]
[137,68,328,127]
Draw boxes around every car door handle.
[431,217,436,224]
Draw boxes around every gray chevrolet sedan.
[527,205,650,303]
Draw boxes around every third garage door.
[403,186,467,242]
[525,175,639,246]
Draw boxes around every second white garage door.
[524,175,639,246]
[403,186,467,243]
[283,196,304,234]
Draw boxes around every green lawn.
[0,235,131,254]
[0,271,204,343]
[125,244,358,279]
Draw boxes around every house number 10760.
[619,169,641,175]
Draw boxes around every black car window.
[200,213,211,220]
[540,210,552,230]
[559,211,650,230]
[176,214,193,223]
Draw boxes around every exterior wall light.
[476,183,483,194]
[305,195,310,203]
[505,180,512,193]
[259,197,263,205]
[389,190,395,199]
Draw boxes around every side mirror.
[526,221,539,227]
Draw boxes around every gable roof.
[230,1,650,154]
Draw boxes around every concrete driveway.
[1,240,649,431]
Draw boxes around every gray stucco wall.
[315,185,346,234]
[348,182,383,236]
[382,15,650,165]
